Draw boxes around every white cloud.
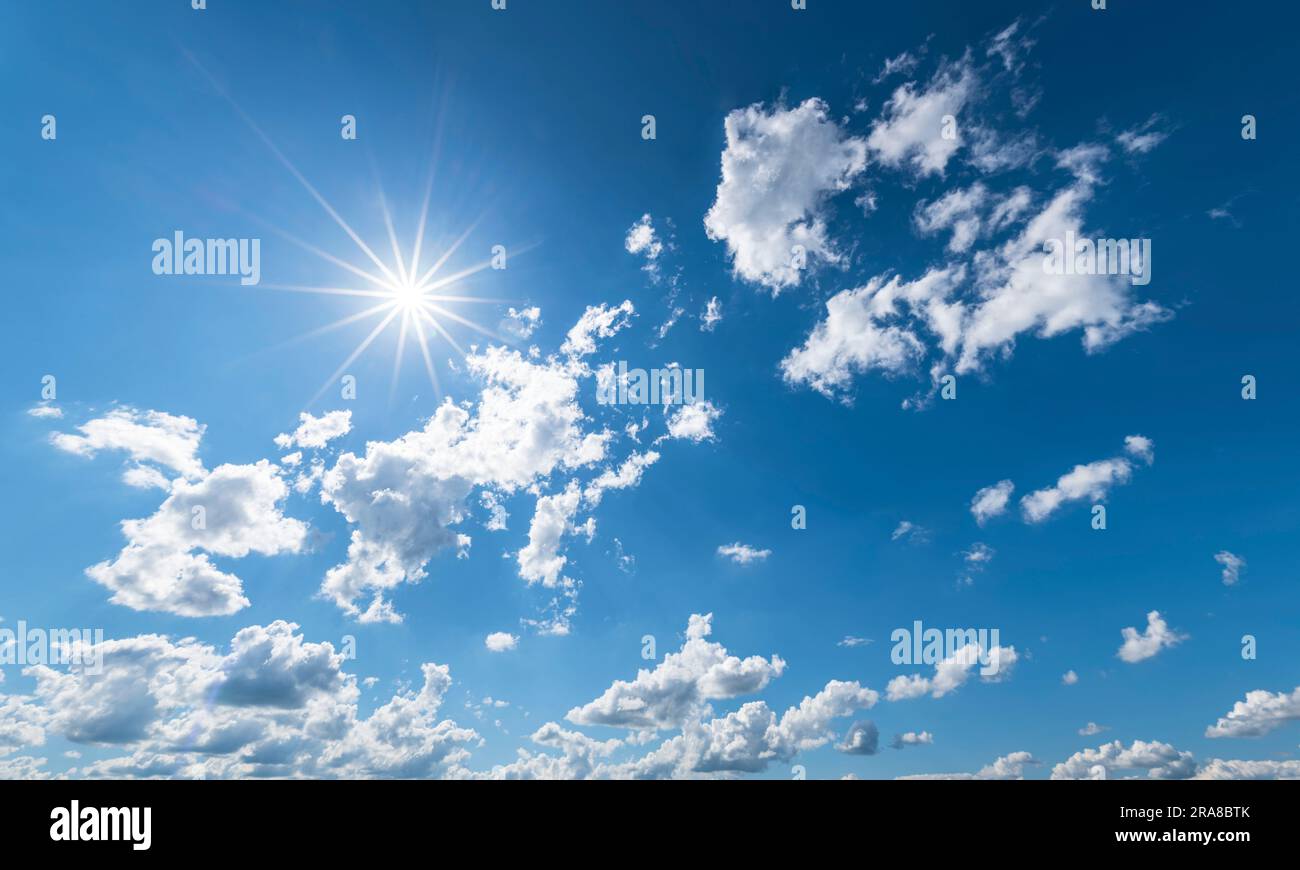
[1021,436,1153,523]
[12,621,478,779]
[1116,115,1169,155]
[1078,721,1108,736]
[86,460,307,617]
[662,400,722,443]
[970,479,1014,525]
[624,214,664,276]
[780,268,961,399]
[516,482,582,588]
[1193,759,1300,780]
[891,730,933,749]
[716,542,771,565]
[51,407,205,480]
[1051,739,1196,780]
[566,613,786,731]
[700,296,722,332]
[867,57,976,176]
[837,636,872,648]
[1205,686,1300,738]
[891,520,930,543]
[1061,670,1079,686]
[27,404,63,419]
[561,300,634,359]
[704,98,868,293]
[485,632,519,653]
[1116,610,1186,663]
[897,750,1037,780]
[500,306,542,340]
[274,410,352,450]
[886,643,1018,701]
[1214,550,1246,586]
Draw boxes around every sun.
[183,50,516,410]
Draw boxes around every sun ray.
[306,307,402,410]
[183,49,404,289]
[423,302,507,344]
[389,310,412,406]
[410,312,443,400]
[259,283,395,300]
[416,308,466,357]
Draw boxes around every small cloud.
[1062,670,1079,686]
[485,632,519,653]
[700,296,722,332]
[1214,550,1246,586]
[971,480,1014,525]
[27,404,63,419]
[891,520,930,544]
[891,731,934,749]
[837,636,872,648]
[1117,610,1186,663]
[1078,722,1109,737]
[717,542,771,565]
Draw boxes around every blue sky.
[2,0,1299,779]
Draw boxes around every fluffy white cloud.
[661,400,722,443]
[897,750,1037,780]
[1051,739,1196,780]
[704,98,868,293]
[516,481,583,588]
[9,621,478,779]
[624,214,664,276]
[781,268,961,398]
[837,719,879,755]
[1193,759,1300,780]
[1078,722,1108,736]
[716,543,770,565]
[1020,436,1154,523]
[51,407,205,481]
[1205,686,1300,738]
[484,632,519,653]
[970,479,1014,524]
[86,460,307,617]
[891,730,933,749]
[274,410,352,450]
[561,300,634,358]
[1116,610,1185,663]
[1062,670,1079,686]
[27,404,63,419]
[1214,550,1246,586]
[566,613,786,730]
[867,58,976,176]
[886,643,1017,701]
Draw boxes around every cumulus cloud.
[886,642,1018,701]
[27,404,63,419]
[561,300,635,359]
[898,750,1037,780]
[10,621,478,779]
[1116,611,1186,663]
[624,214,665,276]
[500,306,541,340]
[274,410,352,450]
[970,479,1014,524]
[661,400,722,443]
[51,407,205,482]
[485,632,519,653]
[836,719,879,755]
[566,613,786,731]
[704,98,868,293]
[1205,686,1300,738]
[1051,739,1196,780]
[716,543,771,565]
[86,460,307,617]
[868,57,976,176]
[891,730,933,749]
[1021,436,1154,523]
